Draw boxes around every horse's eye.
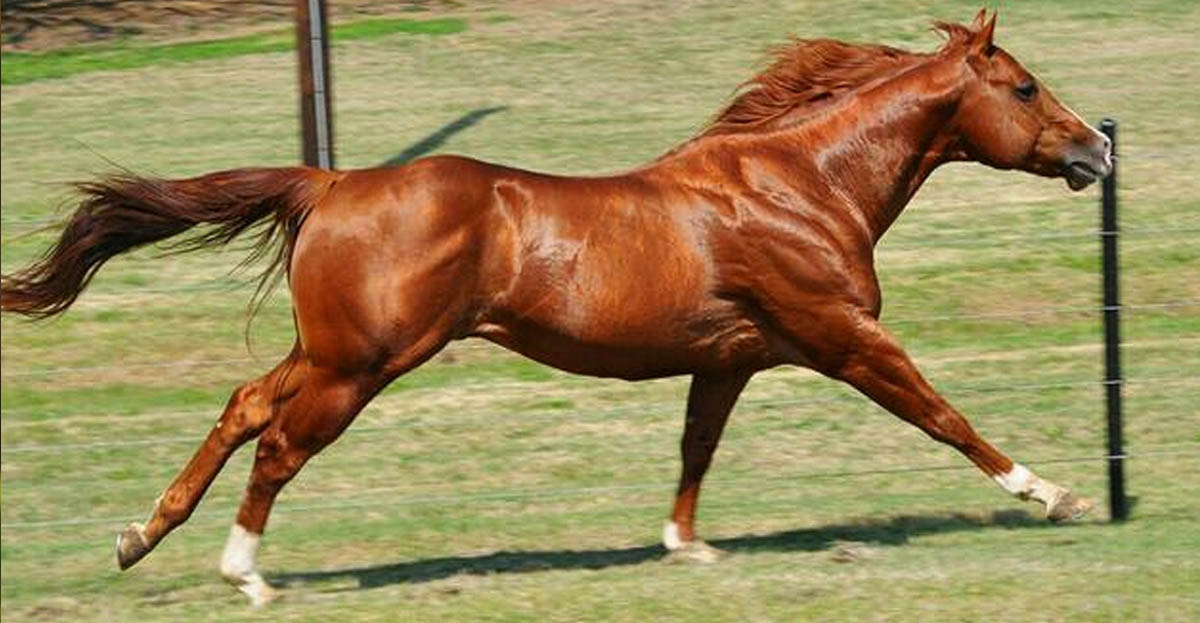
[1015,82,1038,102]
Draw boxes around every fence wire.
[3,299,1197,379]
[3,373,1197,456]
[3,445,1196,531]
[1,147,1194,231]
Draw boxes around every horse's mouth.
[1065,161,1101,191]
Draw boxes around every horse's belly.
[472,302,776,380]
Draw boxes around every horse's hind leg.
[215,365,372,604]
[116,346,306,570]
[218,336,447,605]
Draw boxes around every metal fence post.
[296,0,334,169]
[1099,118,1127,521]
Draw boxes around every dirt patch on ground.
[1,0,447,51]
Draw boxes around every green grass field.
[2,1,1198,621]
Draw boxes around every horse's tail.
[1,167,335,319]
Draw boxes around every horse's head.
[948,11,1112,190]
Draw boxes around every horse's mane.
[698,21,977,138]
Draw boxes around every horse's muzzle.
[1063,133,1113,191]
[1065,161,1104,190]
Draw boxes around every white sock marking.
[220,524,274,606]
[992,464,1033,495]
[662,521,684,550]
[992,463,1065,507]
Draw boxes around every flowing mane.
[699,22,978,138]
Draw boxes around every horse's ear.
[968,10,998,57]
[970,8,988,30]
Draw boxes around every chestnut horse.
[1,11,1110,604]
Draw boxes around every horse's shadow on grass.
[381,106,508,167]
[272,509,1054,592]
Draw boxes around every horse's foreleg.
[115,351,304,571]
[828,316,1092,521]
[664,372,751,563]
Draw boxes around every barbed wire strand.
[7,218,1200,255]
[881,226,1200,249]
[2,229,1194,307]
[8,411,1200,504]
[5,298,1198,342]
[5,365,1196,432]
[4,299,1197,379]
[2,145,1193,226]
[4,374,1197,455]
[2,446,1195,531]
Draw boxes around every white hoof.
[662,521,726,563]
[1046,489,1095,522]
[664,540,727,564]
[228,574,277,607]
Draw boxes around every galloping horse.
[1,11,1111,605]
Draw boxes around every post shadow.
[381,106,509,167]
[271,509,1056,592]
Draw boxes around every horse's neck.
[766,57,967,242]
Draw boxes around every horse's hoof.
[1047,490,1094,522]
[246,582,278,608]
[664,540,727,564]
[115,522,151,570]
[222,573,278,607]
